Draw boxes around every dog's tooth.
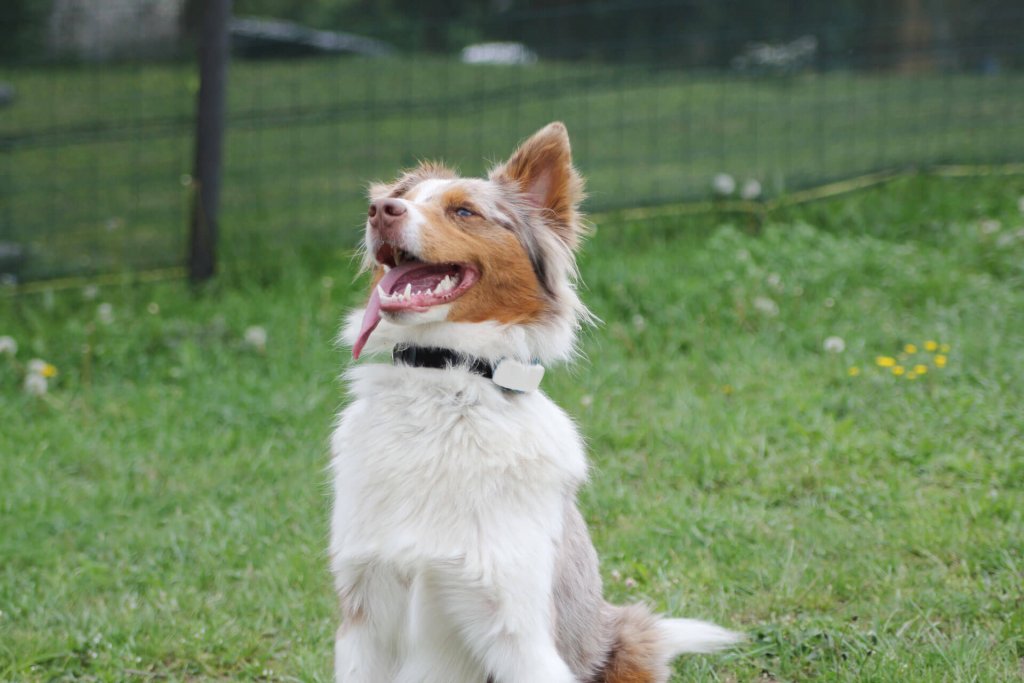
[404,283,412,298]
[377,284,388,300]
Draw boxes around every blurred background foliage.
[1,0,1021,68]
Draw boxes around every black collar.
[392,345,494,380]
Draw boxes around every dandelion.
[848,366,860,377]
[924,340,938,352]
[97,303,114,325]
[0,335,16,355]
[904,343,917,354]
[823,336,845,353]
[913,364,928,375]
[721,384,734,395]
[905,372,917,380]
[244,325,268,352]
[939,343,951,353]
[24,373,47,396]
[875,356,896,367]
[712,173,736,197]
[753,296,779,316]
[740,179,762,201]
[28,359,58,378]
[934,354,947,368]
[892,365,905,376]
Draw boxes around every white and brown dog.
[329,122,740,682]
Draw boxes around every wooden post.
[188,0,232,283]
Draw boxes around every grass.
[3,55,1024,279]
[2,174,1023,681]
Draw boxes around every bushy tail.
[600,604,742,683]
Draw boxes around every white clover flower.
[766,273,782,289]
[823,336,846,353]
[979,219,1001,235]
[740,178,762,200]
[24,373,47,396]
[97,303,114,325]
[82,284,99,300]
[0,335,16,355]
[712,173,736,196]
[147,302,160,315]
[753,296,779,317]
[631,314,646,331]
[244,325,268,351]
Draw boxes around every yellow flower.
[904,343,918,354]
[848,366,860,377]
[934,354,947,368]
[906,371,917,380]
[940,344,951,353]
[924,340,938,352]
[913,364,928,375]
[876,356,896,367]
[721,384,733,395]
[892,365,905,376]
[41,363,58,378]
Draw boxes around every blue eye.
[455,207,474,218]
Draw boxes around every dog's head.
[346,122,590,364]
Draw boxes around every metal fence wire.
[1,0,1023,282]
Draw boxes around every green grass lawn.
[4,55,1024,280]
[2,174,1023,681]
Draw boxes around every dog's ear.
[491,122,585,250]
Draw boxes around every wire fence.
[2,0,1023,282]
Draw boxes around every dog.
[329,122,740,682]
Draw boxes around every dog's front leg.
[431,553,578,683]
[334,620,392,683]
[333,562,405,682]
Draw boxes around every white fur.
[330,362,587,682]
[658,618,744,654]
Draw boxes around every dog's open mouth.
[352,244,480,359]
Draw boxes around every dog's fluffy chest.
[329,364,587,567]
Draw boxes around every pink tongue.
[352,262,424,359]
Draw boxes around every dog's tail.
[599,603,742,683]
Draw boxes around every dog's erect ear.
[491,122,585,250]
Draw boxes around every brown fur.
[597,605,668,683]
[415,196,548,325]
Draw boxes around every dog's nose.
[368,199,407,235]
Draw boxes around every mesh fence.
[2,0,1023,282]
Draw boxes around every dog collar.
[392,345,545,393]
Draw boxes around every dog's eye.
[454,207,475,218]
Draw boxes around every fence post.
[188,0,232,283]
